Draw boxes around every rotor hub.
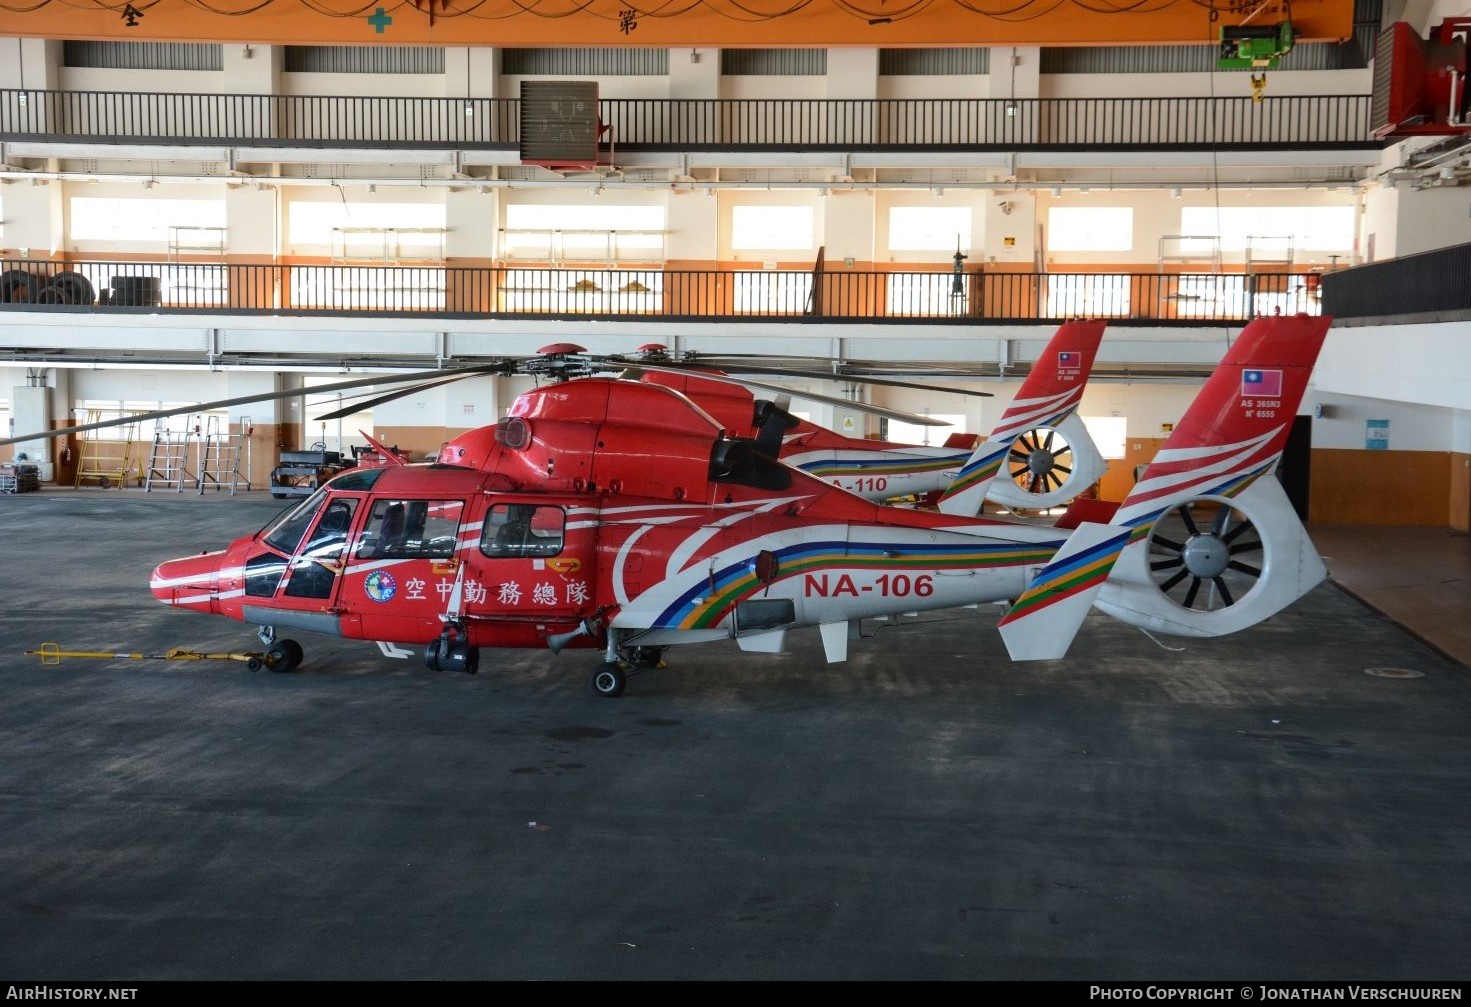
[1181,535,1230,578]
[1026,448,1056,475]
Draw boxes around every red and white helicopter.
[130,312,1329,697]
[634,318,1110,514]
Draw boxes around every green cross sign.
[367,7,393,33]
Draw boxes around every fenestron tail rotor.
[1007,427,1075,496]
[1147,499,1265,612]
[982,411,1108,513]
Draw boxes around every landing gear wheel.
[458,646,480,676]
[265,639,303,673]
[589,662,627,698]
[424,628,479,674]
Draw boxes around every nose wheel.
[250,626,303,672]
[589,662,627,698]
[268,639,304,672]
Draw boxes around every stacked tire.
[1,268,98,306]
[1,269,39,303]
[47,271,97,305]
[110,275,161,306]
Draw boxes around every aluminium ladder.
[143,418,198,493]
[196,414,251,495]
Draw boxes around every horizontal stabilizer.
[999,521,1131,660]
[1052,495,1120,530]
[736,628,788,654]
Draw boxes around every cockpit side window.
[284,497,360,599]
[481,503,565,559]
[356,499,464,559]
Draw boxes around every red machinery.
[1372,18,1471,138]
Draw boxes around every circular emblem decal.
[364,570,397,603]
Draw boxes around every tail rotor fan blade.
[1148,499,1267,612]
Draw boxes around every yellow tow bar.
[28,642,267,669]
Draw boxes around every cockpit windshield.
[262,487,331,555]
[258,468,384,555]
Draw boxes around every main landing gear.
[248,627,303,673]
[587,633,667,698]
[424,622,480,675]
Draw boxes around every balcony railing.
[0,90,1381,152]
[0,259,1330,324]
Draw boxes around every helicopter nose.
[150,550,228,613]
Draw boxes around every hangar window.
[287,202,447,252]
[1080,415,1127,460]
[1044,273,1130,317]
[732,206,814,251]
[886,272,963,315]
[1179,206,1354,255]
[71,198,226,244]
[733,270,813,313]
[884,414,965,446]
[888,207,971,252]
[501,203,667,263]
[1046,207,1133,252]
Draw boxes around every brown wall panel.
[1309,448,1452,526]
[1097,437,1163,503]
[371,425,454,462]
[1451,452,1471,533]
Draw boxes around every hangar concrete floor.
[1,488,1468,982]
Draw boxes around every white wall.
[818,191,877,265]
[1316,321,1471,414]
[1377,183,1471,258]
[372,373,506,429]
[1311,393,1457,451]
[1040,69,1371,100]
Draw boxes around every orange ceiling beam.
[3,0,1355,49]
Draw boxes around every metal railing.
[0,90,1381,152]
[0,259,1329,324]
[1318,243,1471,321]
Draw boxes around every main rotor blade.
[662,359,994,398]
[634,364,953,427]
[1,363,513,446]
[311,373,482,423]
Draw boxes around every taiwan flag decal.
[1058,350,1081,371]
[1241,368,1282,397]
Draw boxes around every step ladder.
[144,418,198,493]
[197,414,252,495]
[74,411,140,489]
[1244,234,1295,317]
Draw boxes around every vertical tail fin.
[939,319,1107,516]
[998,312,1331,660]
